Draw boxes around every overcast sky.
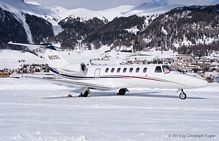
[26,0,216,10]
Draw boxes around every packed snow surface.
[0,78,218,141]
[0,49,218,140]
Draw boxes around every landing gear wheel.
[179,93,187,100]
[117,88,128,95]
[67,94,72,97]
[78,90,89,97]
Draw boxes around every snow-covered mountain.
[57,2,185,22]
[1,0,219,57]
[0,0,184,23]
[0,0,60,24]
[0,0,59,43]
[0,0,183,47]
[0,0,183,45]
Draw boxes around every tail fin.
[42,44,69,69]
[8,42,69,69]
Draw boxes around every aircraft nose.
[194,78,208,88]
[201,79,208,87]
[180,74,208,88]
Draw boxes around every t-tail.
[42,44,69,69]
[8,42,69,70]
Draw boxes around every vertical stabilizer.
[42,45,69,69]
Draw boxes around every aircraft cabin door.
[94,68,101,78]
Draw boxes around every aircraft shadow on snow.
[43,89,207,100]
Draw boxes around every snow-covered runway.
[0,78,218,141]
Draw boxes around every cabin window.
[143,68,147,73]
[162,65,175,74]
[155,66,162,73]
[117,68,121,73]
[129,68,133,73]
[111,68,115,73]
[123,68,127,73]
[105,68,109,73]
[163,66,170,74]
[136,68,140,73]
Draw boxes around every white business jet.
[8,42,208,99]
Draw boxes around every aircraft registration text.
[48,55,60,60]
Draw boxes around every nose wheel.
[178,89,187,100]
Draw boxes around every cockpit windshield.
[162,65,175,74]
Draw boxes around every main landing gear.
[78,87,90,97]
[178,89,187,100]
[117,88,129,95]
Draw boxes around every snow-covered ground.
[0,50,46,69]
[0,78,218,141]
[0,49,218,140]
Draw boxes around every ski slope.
[0,78,218,141]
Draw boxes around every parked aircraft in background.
[8,42,208,99]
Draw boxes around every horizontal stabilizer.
[8,41,69,69]
[8,41,43,48]
[8,41,58,50]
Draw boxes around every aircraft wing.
[25,76,117,91]
[52,79,117,91]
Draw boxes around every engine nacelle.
[59,63,87,76]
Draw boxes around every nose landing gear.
[178,89,187,100]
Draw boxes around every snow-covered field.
[0,49,218,141]
[0,50,46,69]
[0,78,218,141]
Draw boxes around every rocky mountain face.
[25,14,54,44]
[0,8,27,48]
[0,7,53,49]
[50,17,106,49]
[1,1,219,56]
[84,15,146,49]
[53,15,146,50]
[140,4,219,56]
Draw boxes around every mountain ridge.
[1,0,219,56]
[0,0,180,45]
